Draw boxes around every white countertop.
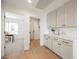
[44,33,76,41]
[45,28,77,41]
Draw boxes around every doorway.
[30,16,40,49]
[4,12,24,59]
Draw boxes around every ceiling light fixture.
[28,0,32,3]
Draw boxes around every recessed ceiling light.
[28,0,32,3]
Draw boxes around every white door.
[30,19,34,40]
[30,17,40,40]
[33,19,40,39]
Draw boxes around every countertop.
[44,33,76,41]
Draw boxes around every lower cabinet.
[44,36,73,59]
[44,36,51,49]
[52,38,63,57]
[61,40,73,59]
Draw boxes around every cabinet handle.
[63,41,69,44]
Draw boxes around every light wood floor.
[30,39,40,49]
[3,39,61,59]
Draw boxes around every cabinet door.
[51,38,54,50]
[65,0,77,26]
[48,38,52,50]
[52,38,62,55]
[62,41,73,59]
[47,11,57,27]
[52,38,63,57]
[45,37,49,47]
[73,0,77,26]
[52,38,58,53]
[45,36,51,49]
[57,6,66,27]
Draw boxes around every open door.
[30,17,40,48]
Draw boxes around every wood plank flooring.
[3,39,61,59]
[30,39,40,49]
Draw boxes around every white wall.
[23,11,47,50]
[1,8,5,58]
[3,3,47,50]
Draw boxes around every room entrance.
[30,17,40,49]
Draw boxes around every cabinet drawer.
[62,39,73,46]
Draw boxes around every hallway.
[3,39,61,59]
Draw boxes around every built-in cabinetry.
[44,35,73,59]
[44,36,52,50]
[62,39,73,59]
[52,38,63,57]
[47,0,76,28]
[64,1,76,27]
[56,6,65,27]
[46,0,76,59]
[47,11,57,27]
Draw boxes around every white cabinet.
[52,38,63,57]
[52,38,73,59]
[61,40,73,59]
[47,1,76,28]
[44,35,51,49]
[65,1,76,27]
[44,36,49,47]
[47,11,57,27]
[44,35,73,59]
[52,38,59,53]
[56,0,76,27]
[57,6,66,27]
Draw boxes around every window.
[5,23,18,34]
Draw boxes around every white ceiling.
[3,0,39,8]
[3,0,55,10]
[2,0,71,13]
[36,0,54,9]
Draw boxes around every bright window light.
[5,23,18,34]
[28,0,32,3]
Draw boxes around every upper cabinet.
[47,11,57,28]
[65,1,76,27]
[57,1,76,27]
[47,0,77,27]
[57,6,66,27]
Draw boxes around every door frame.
[29,16,40,47]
